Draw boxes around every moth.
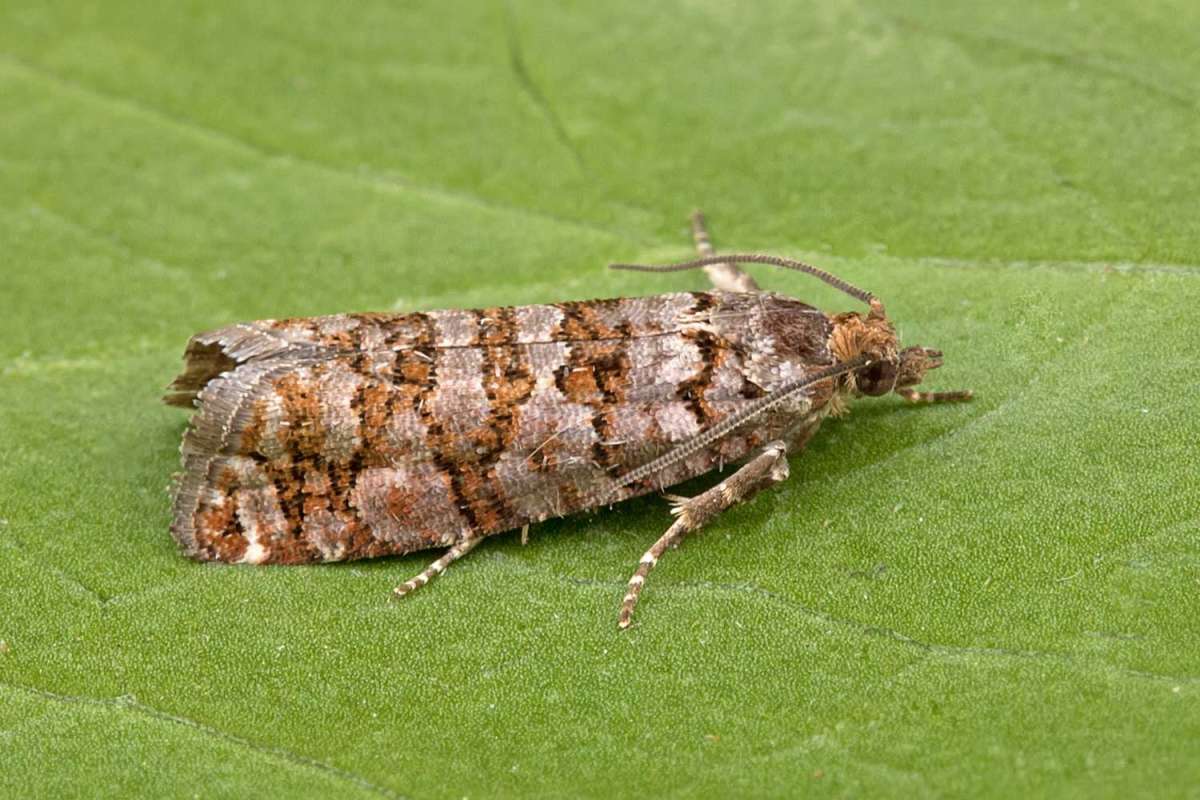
[165,213,970,628]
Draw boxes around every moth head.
[894,346,944,389]
[854,345,945,397]
[853,356,900,396]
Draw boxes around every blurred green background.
[1,2,1197,797]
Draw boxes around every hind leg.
[690,210,759,293]
[393,535,484,599]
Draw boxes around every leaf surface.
[1,2,1197,797]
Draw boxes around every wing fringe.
[162,323,298,407]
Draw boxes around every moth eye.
[856,360,898,396]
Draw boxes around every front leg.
[895,387,973,403]
[618,441,790,629]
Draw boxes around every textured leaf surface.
[1,2,1197,797]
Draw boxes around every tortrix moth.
[165,213,971,628]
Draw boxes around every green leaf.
[1,1,1197,797]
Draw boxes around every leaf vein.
[0,682,406,800]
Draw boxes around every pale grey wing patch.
[350,465,469,548]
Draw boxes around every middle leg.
[618,440,790,628]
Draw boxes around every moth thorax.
[829,311,901,396]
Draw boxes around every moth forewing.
[166,212,969,627]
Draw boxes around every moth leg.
[895,387,973,404]
[393,535,484,599]
[618,440,789,629]
[690,210,760,293]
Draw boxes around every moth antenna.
[610,253,877,310]
[605,354,870,498]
